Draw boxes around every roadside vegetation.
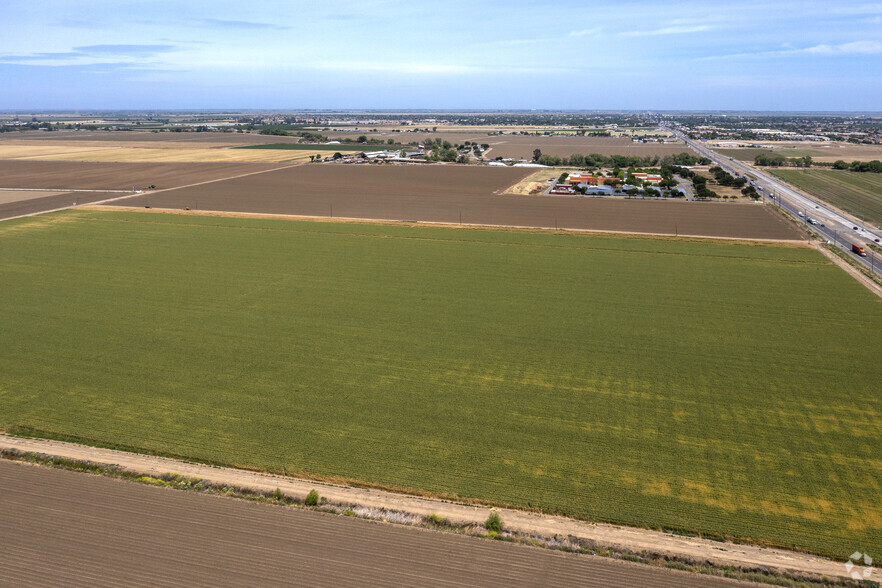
[1,210,880,560]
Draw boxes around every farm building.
[630,173,662,184]
[550,184,575,194]
[566,173,607,186]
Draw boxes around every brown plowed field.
[108,165,803,240]
[0,160,287,191]
[0,461,753,587]
[0,191,109,221]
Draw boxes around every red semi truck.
[852,244,867,256]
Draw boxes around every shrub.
[272,487,283,500]
[485,511,503,533]
[428,513,445,526]
[305,489,319,506]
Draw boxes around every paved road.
[667,128,882,277]
[0,460,758,587]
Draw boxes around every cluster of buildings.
[549,171,663,195]
[323,150,427,164]
[562,172,662,186]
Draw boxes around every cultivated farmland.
[0,142,327,163]
[1,209,879,559]
[109,165,802,240]
[0,160,286,190]
[774,169,882,229]
[0,460,740,587]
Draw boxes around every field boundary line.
[81,205,808,244]
[0,434,849,580]
[0,163,300,223]
[87,162,303,207]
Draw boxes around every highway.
[665,127,882,278]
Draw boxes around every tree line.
[755,153,882,173]
[532,151,709,168]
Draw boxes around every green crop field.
[1,209,880,559]
[775,169,882,229]
[235,143,399,151]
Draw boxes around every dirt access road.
[0,435,847,581]
[1,460,756,587]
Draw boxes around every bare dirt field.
[107,164,803,240]
[0,189,71,205]
[0,460,752,587]
[0,160,287,191]
[0,192,111,221]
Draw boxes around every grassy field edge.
[0,425,856,562]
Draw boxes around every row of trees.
[756,153,882,174]
[754,153,813,167]
[832,159,882,173]
[532,151,709,168]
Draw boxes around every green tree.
[533,148,542,162]
[357,135,367,143]
[485,511,503,533]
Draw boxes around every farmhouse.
[630,173,662,184]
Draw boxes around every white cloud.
[800,40,882,55]
[619,24,713,38]
[568,27,604,37]
[702,40,882,60]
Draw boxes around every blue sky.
[1,0,880,111]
